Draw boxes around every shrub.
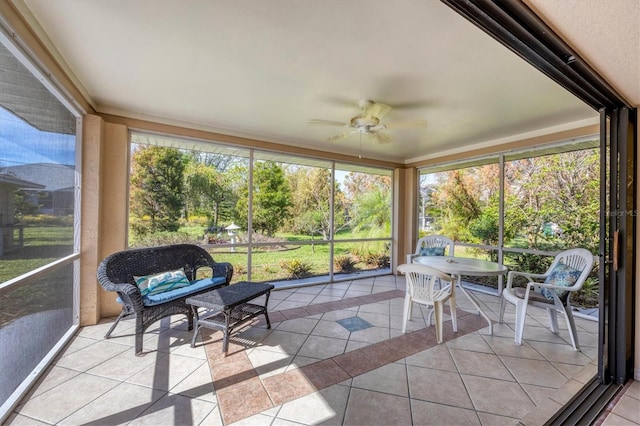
[279,259,313,279]
[348,246,364,260]
[573,276,599,308]
[129,231,197,248]
[250,232,288,251]
[362,251,390,268]
[262,264,278,274]
[503,252,553,286]
[234,264,246,275]
[334,255,359,273]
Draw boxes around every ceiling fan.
[308,99,426,144]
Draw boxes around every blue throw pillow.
[419,246,446,256]
[541,261,582,301]
[134,269,191,296]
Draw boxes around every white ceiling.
[17,0,602,163]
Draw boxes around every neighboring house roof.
[0,163,75,191]
[0,173,45,189]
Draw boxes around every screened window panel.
[0,263,75,404]
[0,108,76,283]
[129,133,394,285]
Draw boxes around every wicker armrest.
[211,262,233,285]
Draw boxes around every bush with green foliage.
[234,264,246,276]
[129,231,197,248]
[334,255,359,273]
[573,276,599,308]
[503,252,553,284]
[362,251,390,268]
[279,259,313,279]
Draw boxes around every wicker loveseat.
[97,244,233,355]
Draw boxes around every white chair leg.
[434,301,443,344]
[563,305,580,351]
[514,300,527,345]
[408,297,414,320]
[402,295,411,333]
[498,296,506,324]
[449,295,457,332]
[426,307,433,326]
[547,308,559,334]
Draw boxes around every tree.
[351,184,391,233]
[130,145,186,235]
[184,161,234,228]
[507,149,599,252]
[342,173,391,234]
[235,161,292,236]
[469,196,500,247]
[286,167,344,239]
[13,189,41,219]
[430,169,483,241]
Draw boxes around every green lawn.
[127,225,391,283]
[206,239,390,283]
[0,226,74,283]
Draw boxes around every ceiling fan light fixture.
[350,115,379,129]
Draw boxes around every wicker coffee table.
[186,281,274,354]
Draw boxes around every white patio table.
[412,256,508,335]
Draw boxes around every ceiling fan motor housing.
[350,116,385,132]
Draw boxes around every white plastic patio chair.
[498,248,594,351]
[397,263,457,344]
[406,235,454,264]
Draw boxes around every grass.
[126,225,391,283]
[0,226,74,327]
[0,226,74,283]
[206,239,390,283]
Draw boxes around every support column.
[79,114,104,325]
[80,114,128,324]
[393,166,417,272]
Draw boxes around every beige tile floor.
[6,275,609,425]
[597,380,640,426]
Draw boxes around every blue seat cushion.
[541,262,582,301]
[419,246,445,256]
[142,277,227,306]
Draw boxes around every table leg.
[190,305,201,348]
[264,291,272,329]
[222,308,231,354]
[456,275,493,335]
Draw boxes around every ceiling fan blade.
[388,100,438,109]
[385,120,428,129]
[361,101,392,120]
[327,132,354,143]
[308,119,348,126]
[372,131,394,144]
